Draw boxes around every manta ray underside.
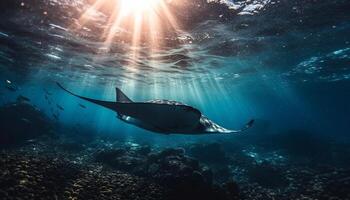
[57,83,254,134]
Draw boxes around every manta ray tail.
[240,119,255,131]
[225,119,255,134]
[56,82,116,110]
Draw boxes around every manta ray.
[57,83,254,134]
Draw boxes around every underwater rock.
[57,141,85,152]
[202,167,214,186]
[95,148,145,171]
[93,146,232,199]
[258,129,334,163]
[214,166,233,183]
[136,145,151,156]
[158,148,185,158]
[223,181,240,199]
[0,99,54,146]
[145,148,209,183]
[94,148,129,167]
[247,161,288,188]
[0,152,165,200]
[187,143,229,164]
[3,134,348,200]
[321,169,350,199]
[95,148,127,161]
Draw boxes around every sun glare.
[73,0,185,72]
[119,0,161,15]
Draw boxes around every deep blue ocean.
[0,0,349,199]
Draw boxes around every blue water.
[0,0,349,144]
[1,1,350,199]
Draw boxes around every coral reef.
[0,100,53,146]
[94,147,230,200]
[0,153,164,200]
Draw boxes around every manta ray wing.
[57,83,253,134]
[114,88,201,131]
[201,116,254,134]
[57,83,201,132]
[115,103,202,132]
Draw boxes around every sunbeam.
[73,0,181,50]
[70,0,187,78]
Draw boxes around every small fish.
[56,104,64,111]
[6,86,17,91]
[5,80,18,91]
[0,32,9,37]
[17,95,30,102]
[53,113,59,120]
[44,94,52,105]
[43,88,52,95]
[21,118,31,124]
[78,103,86,109]
[25,139,37,144]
